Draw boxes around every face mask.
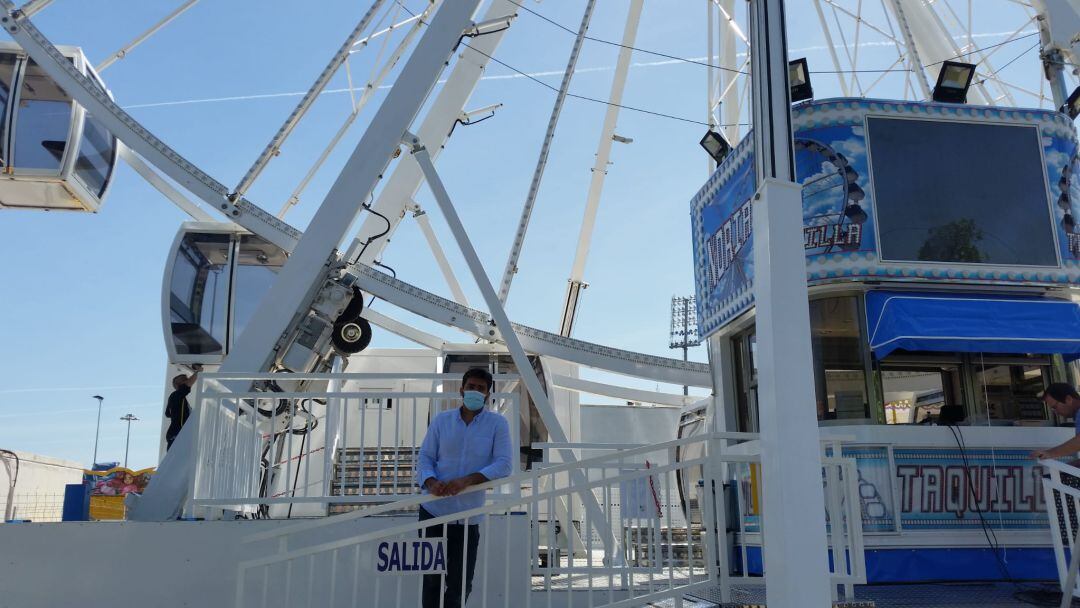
[463,390,486,411]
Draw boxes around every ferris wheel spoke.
[96,0,200,73]
[16,0,49,18]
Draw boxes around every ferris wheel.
[0,0,1075,393]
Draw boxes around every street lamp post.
[120,414,139,469]
[90,395,104,468]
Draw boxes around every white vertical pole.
[748,1,832,607]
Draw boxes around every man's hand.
[424,477,447,496]
[443,473,488,496]
[443,477,471,496]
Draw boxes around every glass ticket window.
[970,357,1050,423]
[881,363,963,424]
[169,232,231,356]
[810,296,871,421]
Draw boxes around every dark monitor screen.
[867,117,1058,267]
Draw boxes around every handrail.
[243,431,756,543]
[240,454,713,570]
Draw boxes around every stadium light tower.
[669,295,701,395]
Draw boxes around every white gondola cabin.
[0,41,117,212]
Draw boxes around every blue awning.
[865,291,1080,358]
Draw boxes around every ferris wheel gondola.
[0,41,117,212]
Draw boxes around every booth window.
[13,59,73,171]
[810,296,871,421]
[169,233,230,355]
[73,112,114,197]
[969,357,1050,423]
[880,361,964,424]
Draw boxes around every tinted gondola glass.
[13,59,73,171]
[169,232,231,355]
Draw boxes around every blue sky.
[0,1,1051,470]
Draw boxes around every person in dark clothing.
[164,365,200,449]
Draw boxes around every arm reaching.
[1031,433,1080,460]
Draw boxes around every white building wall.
[0,451,84,522]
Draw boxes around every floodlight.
[788,58,813,103]
[1063,86,1080,119]
[932,61,976,104]
[699,130,731,164]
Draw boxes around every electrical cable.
[507,0,1039,78]
[945,411,1063,606]
[504,0,745,74]
[460,41,728,128]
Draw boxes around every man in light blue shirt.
[417,367,513,608]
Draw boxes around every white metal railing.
[717,437,867,603]
[230,433,866,607]
[187,373,522,519]
[1040,458,1080,603]
[234,433,739,608]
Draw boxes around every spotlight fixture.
[788,58,813,103]
[699,129,731,165]
[932,61,976,104]
[1063,86,1080,119]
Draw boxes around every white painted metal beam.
[410,138,621,562]
[411,204,471,307]
[231,0,390,198]
[497,0,598,304]
[558,0,643,338]
[96,0,200,72]
[550,373,694,407]
[345,0,518,266]
[118,144,215,222]
[220,0,484,376]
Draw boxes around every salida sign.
[375,538,447,574]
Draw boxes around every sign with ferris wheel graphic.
[691,98,1080,339]
[690,114,877,338]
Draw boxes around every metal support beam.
[886,0,934,100]
[411,203,470,307]
[410,137,622,563]
[96,0,200,72]
[231,0,390,199]
[345,0,518,267]
[220,0,484,376]
[748,1,832,606]
[277,3,435,218]
[118,144,215,222]
[558,0,643,338]
[497,0,598,305]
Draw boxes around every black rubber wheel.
[331,317,372,354]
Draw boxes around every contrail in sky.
[0,385,159,395]
[121,30,1035,110]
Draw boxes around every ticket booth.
[688,98,1080,582]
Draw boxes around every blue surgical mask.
[463,390,486,411]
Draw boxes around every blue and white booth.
[688,98,1080,582]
